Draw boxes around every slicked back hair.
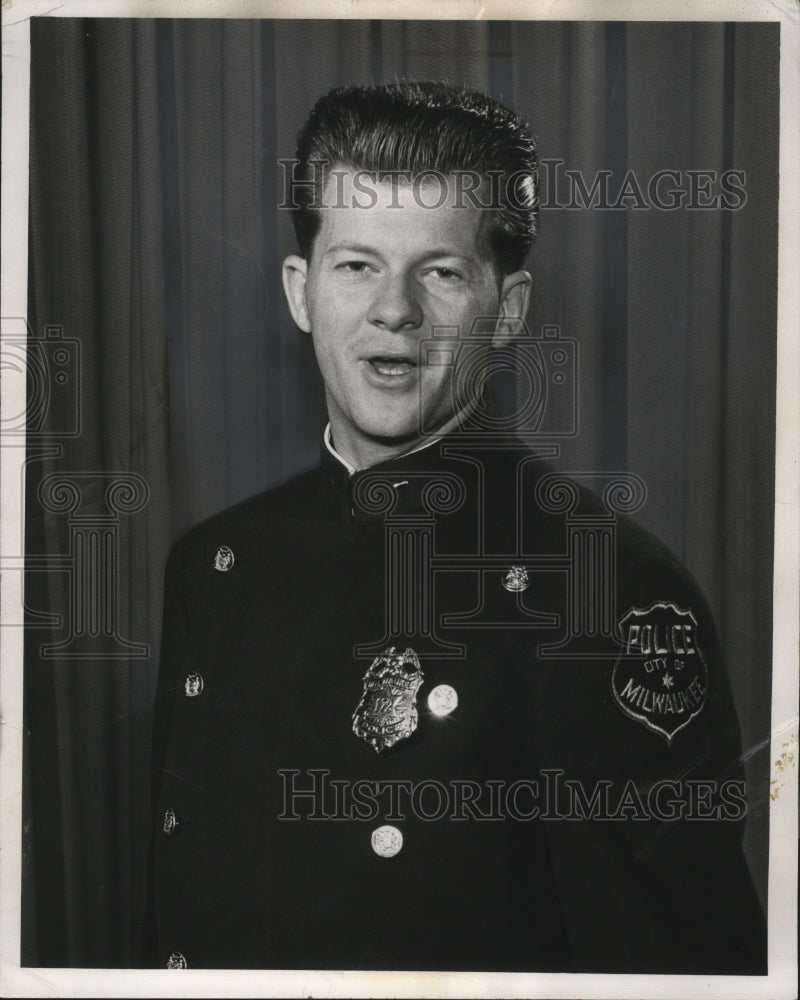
[290,81,539,275]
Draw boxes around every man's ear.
[492,269,532,346]
[282,255,311,333]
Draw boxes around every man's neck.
[325,416,465,473]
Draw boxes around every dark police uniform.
[147,428,766,973]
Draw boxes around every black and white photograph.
[1,2,797,997]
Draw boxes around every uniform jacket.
[146,429,766,972]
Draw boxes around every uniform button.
[428,684,458,716]
[162,808,179,837]
[371,825,403,858]
[213,545,235,572]
[166,951,187,969]
[502,566,530,592]
[184,672,204,697]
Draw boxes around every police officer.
[147,82,766,973]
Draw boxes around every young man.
[148,82,765,972]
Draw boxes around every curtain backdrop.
[24,17,778,967]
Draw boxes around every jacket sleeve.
[534,549,767,974]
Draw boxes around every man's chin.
[361,426,426,448]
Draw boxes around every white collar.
[323,424,357,476]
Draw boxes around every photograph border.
[1,1,797,997]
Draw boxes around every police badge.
[611,602,708,744]
[353,647,424,753]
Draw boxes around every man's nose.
[366,274,423,332]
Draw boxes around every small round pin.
[371,825,403,858]
[428,684,458,716]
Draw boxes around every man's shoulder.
[513,452,684,552]
[504,449,707,601]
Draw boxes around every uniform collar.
[320,424,462,523]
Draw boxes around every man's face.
[282,168,531,469]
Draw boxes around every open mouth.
[367,356,417,377]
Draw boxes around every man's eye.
[429,267,463,282]
[337,260,372,274]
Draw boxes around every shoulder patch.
[611,601,708,744]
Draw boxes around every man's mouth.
[367,356,417,377]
